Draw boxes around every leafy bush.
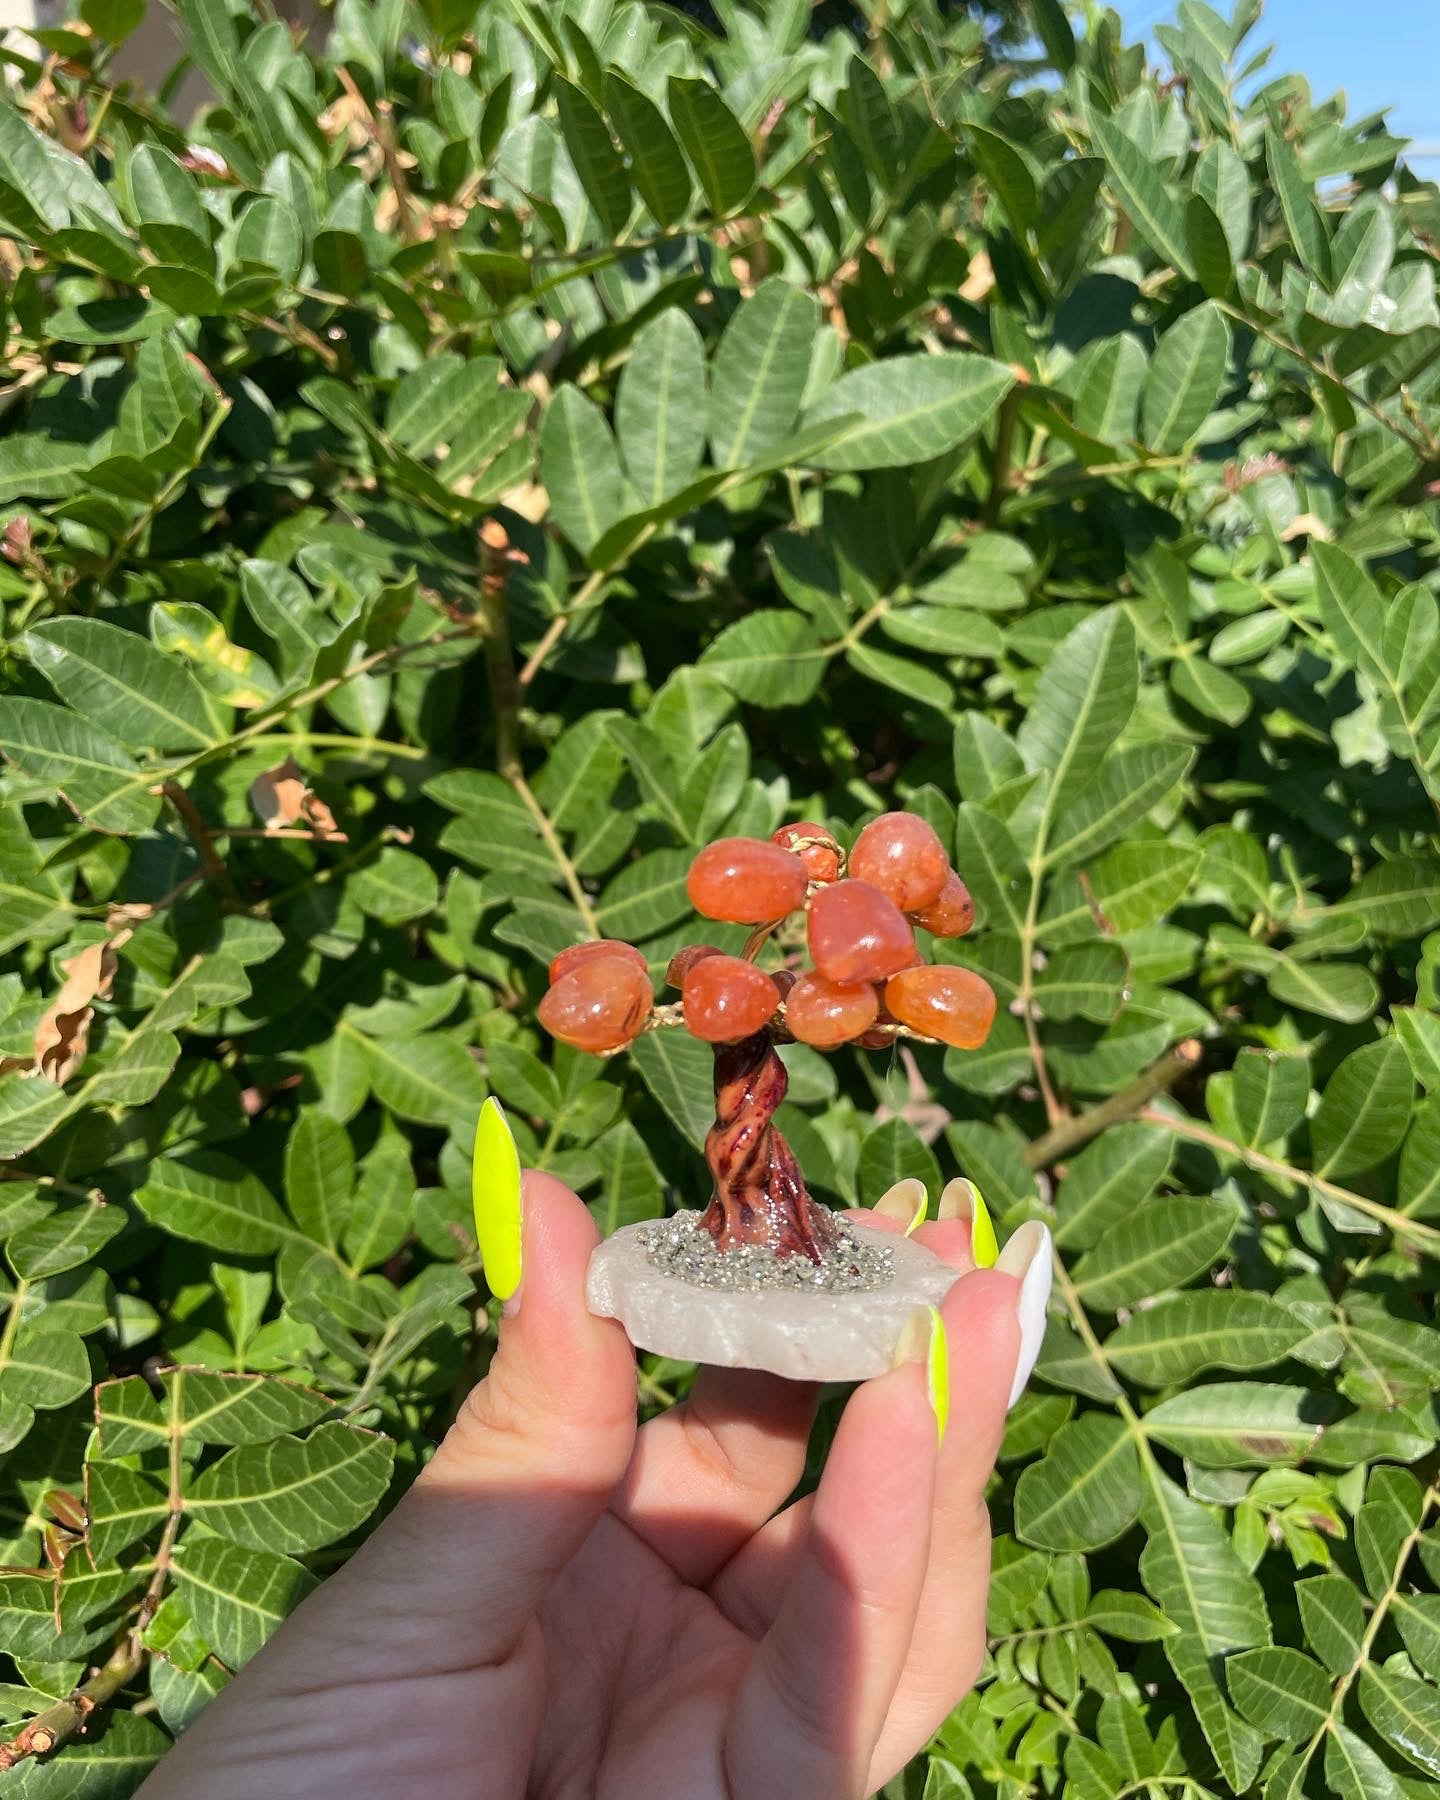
[1,0,1439,1791]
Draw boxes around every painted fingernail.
[995,1220,1052,1408]
[472,1097,523,1309]
[890,1304,949,1447]
[872,1177,928,1235]
[937,1176,998,1267]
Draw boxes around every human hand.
[136,1170,1049,1800]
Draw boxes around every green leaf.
[1071,333,1148,446]
[539,385,631,557]
[1140,301,1231,452]
[171,1538,317,1668]
[708,279,818,471]
[25,618,221,752]
[802,353,1014,472]
[6,1203,125,1279]
[667,77,755,216]
[1358,1667,1440,1779]
[594,847,692,939]
[349,847,440,924]
[1266,124,1331,283]
[700,611,827,707]
[629,1026,712,1150]
[615,310,707,506]
[284,1110,354,1251]
[1227,1647,1331,1739]
[1309,1037,1413,1178]
[857,1117,941,1205]
[1014,1414,1143,1550]
[0,698,160,835]
[96,1369,329,1454]
[1018,608,1138,818]
[555,77,631,237]
[134,1151,295,1255]
[186,1421,394,1553]
[1087,106,1196,278]
[1232,1047,1310,1146]
[1139,1473,1269,1793]
[1083,1590,1178,1641]
[85,1461,170,1566]
[0,1327,91,1410]
[606,74,692,227]
[1297,1572,1365,1676]
[1054,1123,1173,1250]
[1071,1196,1235,1309]
[1105,1291,1307,1386]
[361,1030,487,1128]
[1144,1381,1337,1467]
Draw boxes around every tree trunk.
[698,1029,842,1261]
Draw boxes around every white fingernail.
[995,1220,1052,1409]
[872,1177,927,1235]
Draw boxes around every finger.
[866,1269,1020,1785]
[720,1330,941,1797]
[609,1365,818,1583]
[295,1173,639,1673]
[707,1264,1013,1641]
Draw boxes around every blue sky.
[1121,0,1439,162]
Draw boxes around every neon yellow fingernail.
[472,1097,523,1302]
[970,1182,998,1268]
[891,1305,949,1448]
[926,1305,949,1447]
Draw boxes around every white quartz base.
[586,1216,961,1382]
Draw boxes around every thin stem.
[1025,1041,1202,1169]
[984,382,1023,527]
[517,527,658,691]
[515,775,599,936]
[1218,300,1438,460]
[1023,1004,1065,1130]
[239,733,428,760]
[1294,1484,1438,1783]
[1138,1105,1440,1256]
[0,1278,32,1371]
[160,783,241,907]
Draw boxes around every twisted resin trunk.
[698,1029,842,1262]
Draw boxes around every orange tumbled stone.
[687,838,810,923]
[884,965,996,1050]
[849,812,950,911]
[807,879,917,984]
[549,938,648,986]
[666,943,725,989]
[771,820,842,883]
[784,971,879,1047]
[682,955,780,1043]
[538,956,653,1053]
[910,871,975,938]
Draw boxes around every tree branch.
[1024,1039,1202,1169]
[0,1634,142,1771]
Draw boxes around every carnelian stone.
[666,943,725,989]
[549,938,648,986]
[884,965,996,1050]
[682,955,780,1043]
[807,879,917,984]
[849,812,949,911]
[687,838,809,923]
[785,971,879,1047]
[771,820,842,883]
[538,956,653,1053]
[910,871,975,938]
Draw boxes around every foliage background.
[0,0,1439,1792]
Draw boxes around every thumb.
[289,1164,639,1675]
[364,1166,638,1659]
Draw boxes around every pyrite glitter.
[639,1212,895,1295]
